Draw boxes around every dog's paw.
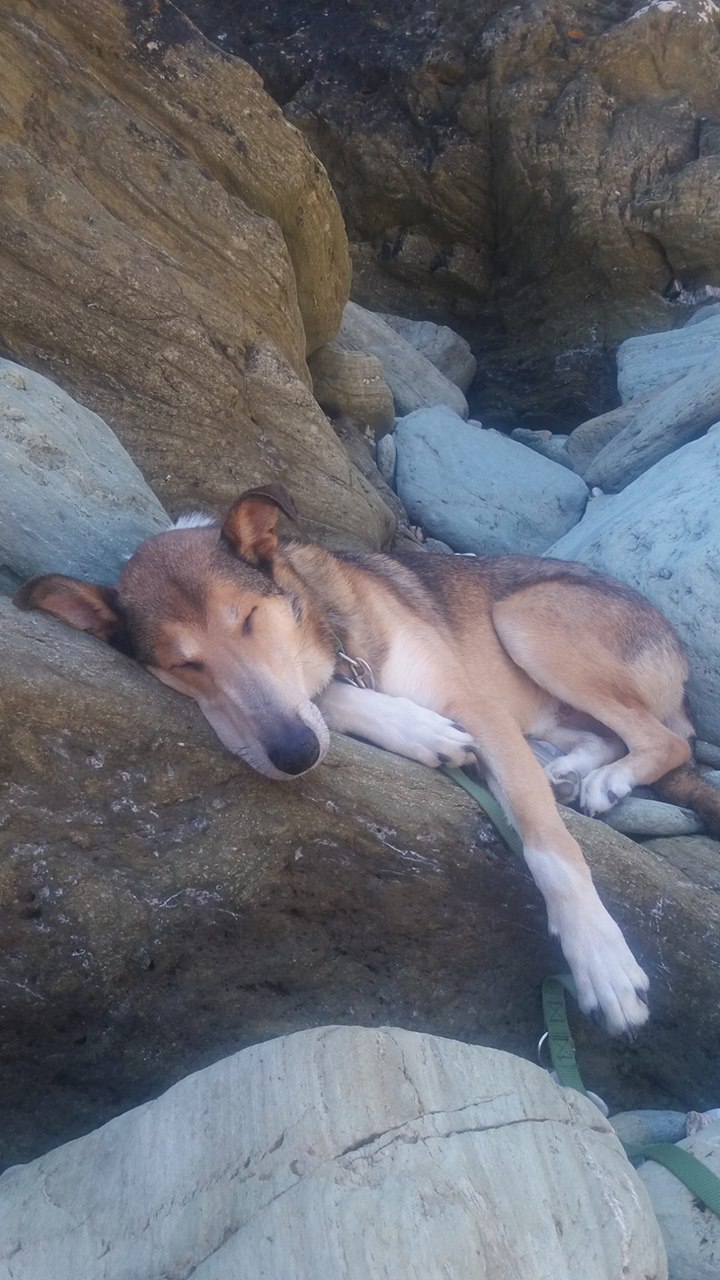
[580,762,632,817]
[552,901,649,1035]
[545,760,582,805]
[384,700,475,768]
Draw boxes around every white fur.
[524,848,649,1034]
[173,513,217,529]
[319,681,474,769]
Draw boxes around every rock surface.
[641,836,720,892]
[611,1109,687,1149]
[0,0,394,548]
[0,360,170,594]
[617,315,720,402]
[602,798,702,839]
[379,315,477,392]
[178,0,720,422]
[308,344,395,433]
[336,303,469,418]
[547,430,720,744]
[0,1027,666,1280]
[2,596,720,1167]
[639,1120,720,1280]
[395,407,588,554]
[510,428,574,470]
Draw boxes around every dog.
[15,483,720,1035]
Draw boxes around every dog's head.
[14,485,334,779]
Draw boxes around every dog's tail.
[654,764,720,835]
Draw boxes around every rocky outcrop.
[394,407,588,554]
[0,1027,666,1280]
[0,0,394,548]
[547,429,720,743]
[0,359,170,594]
[3,595,720,1167]
[178,0,720,422]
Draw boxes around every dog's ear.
[13,575,124,643]
[221,483,299,566]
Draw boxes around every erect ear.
[13,575,124,644]
[221,483,299,566]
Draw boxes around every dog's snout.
[267,722,321,776]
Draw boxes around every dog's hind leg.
[440,698,649,1035]
[492,584,692,817]
[538,725,626,804]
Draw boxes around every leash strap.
[542,976,720,1218]
[441,766,523,857]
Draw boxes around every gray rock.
[379,314,477,392]
[586,356,720,491]
[336,303,470,419]
[702,771,720,790]
[0,1026,666,1280]
[684,303,720,328]
[424,537,454,554]
[510,428,575,470]
[696,741,720,768]
[602,798,702,838]
[375,432,397,486]
[567,393,657,475]
[617,316,720,402]
[641,836,720,892]
[611,1110,688,1148]
[395,407,588,555]
[0,359,171,592]
[547,431,720,743]
[639,1120,720,1280]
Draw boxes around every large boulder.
[394,407,588,554]
[547,430,720,744]
[0,1027,666,1280]
[0,0,394,548]
[2,596,720,1167]
[0,359,170,593]
[178,0,720,423]
[639,1120,720,1280]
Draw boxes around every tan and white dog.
[15,484,720,1035]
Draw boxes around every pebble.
[375,432,397,487]
[696,741,720,768]
[611,1110,688,1147]
[601,797,702,837]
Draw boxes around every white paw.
[551,899,649,1035]
[580,763,632,817]
[545,761,582,804]
[384,700,475,769]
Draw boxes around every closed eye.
[242,606,258,636]
[172,660,205,672]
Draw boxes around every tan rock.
[2,596,720,1167]
[0,0,393,548]
[308,343,395,433]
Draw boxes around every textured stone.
[336,303,469,419]
[375,433,397,487]
[379,315,477,392]
[641,836,720,892]
[0,0,394,549]
[617,316,720,402]
[697,741,720,767]
[308,344,395,434]
[4,595,720,1166]
[0,359,170,594]
[601,798,702,838]
[611,1109,688,1148]
[178,0,720,423]
[640,1120,720,1280]
[510,428,575,470]
[548,431,720,742]
[0,1028,666,1280]
[395,407,588,554]
[566,393,657,475]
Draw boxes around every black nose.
[267,722,321,776]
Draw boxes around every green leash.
[442,766,720,1219]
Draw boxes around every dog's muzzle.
[266,722,322,776]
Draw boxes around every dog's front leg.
[318,680,475,769]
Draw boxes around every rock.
[308,344,395,434]
[567,393,657,475]
[611,1110,688,1148]
[685,303,720,328]
[697,741,720,768]
[639,1120,720,1280]
[375,433,397,487]
[510,428,575,471]
[0,0,394,550]
[640,837,720,893]
[424,537,454,554]
[0,360,170,594]
[5,595,720,1166]
[586,355,720,491]
[602,799,703,839]
[702,771,720,790]
[394,407,588,555]
[178,0,720,423]
[378,315,477,392]
[336,303,469,419]
[0,1027,666,1280]
[617,316,720,403]
[547,431,720,743]
[330,415,413,550]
